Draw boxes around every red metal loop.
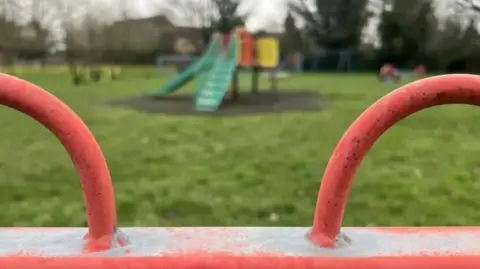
[0,73,117,252]
[309,74,480,248]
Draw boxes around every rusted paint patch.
[0,227,479,257]
[366,227,480,233]
[310,75,480,247]
[2,254,480,269]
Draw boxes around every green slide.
[148,34,221,96]
[195,36,238,112]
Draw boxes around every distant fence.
[0,65,69,73]
[0,65,161,73]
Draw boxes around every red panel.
[238,31,254,67]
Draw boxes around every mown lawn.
[1,68,480,228]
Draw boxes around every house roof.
[110,15,174,28]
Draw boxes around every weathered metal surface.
[3,73,480,268]
[1,227,480,257]
[309,74,480,247]
[0,73,120,253]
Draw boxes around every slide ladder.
[147,34,221,96]
[194,36,238,112]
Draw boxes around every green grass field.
[1,69,480,228]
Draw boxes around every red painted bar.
[1,73,480,268]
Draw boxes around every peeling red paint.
[1,256,480,269]
[0,73,117,252]
[3,73,480,267]
[310,74,480,247]
[367,227,480,233]
[164,228,250,253]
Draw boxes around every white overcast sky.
[128,0,289,32]
[20,0,471,48]
[120,0,458,45]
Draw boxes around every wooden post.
[269,68,278,93]
[251,65,259,93]
[231,69,240,100]
[251,35,259,94]
[269,68,279,101]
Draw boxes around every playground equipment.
[71,65,122,86]
[271,53,304,78]
[380,63,428,87]
[255,37,279,69]
[279,52,303,73]
[3,72,480,267]
[415,64,427,77]
[307,49,353,72]
[291,52,304,72]
[156,55,199,73]
[379,63,400,85]
[148,27,280,112]
[0,65,69,74]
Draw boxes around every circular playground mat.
[107,90,324,116]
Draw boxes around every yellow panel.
[256,38,279,68]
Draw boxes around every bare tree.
[54,0,90,75]
[0,0,22,66]
[281,12,304,56]
[211,0,245,33]
[84,0,107,64]
[160,0,246,43]
[17,0,62,67]
[157,0,214,26]
[157,0,215,44]
[113,0,129,60]
[289,0,372,49]
[457,0,480,13]
[430,0,479,67]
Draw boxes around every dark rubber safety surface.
[107,90,324,116]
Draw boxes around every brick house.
[104,15,203,58]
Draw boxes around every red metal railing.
[309,74,480,247]
[2,73,480,269]
[0,73,118,252]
